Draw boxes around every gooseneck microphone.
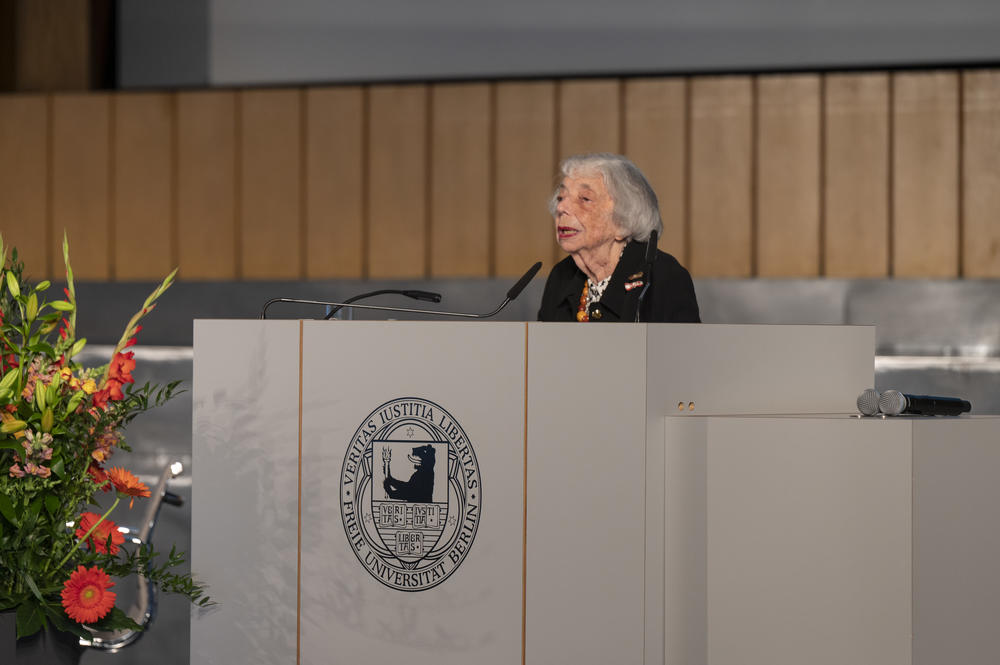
[878,390,972,416]
[323,289,441,319]
[259,261,542,320]
[634,230,658,322]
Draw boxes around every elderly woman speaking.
[537,153,700,323]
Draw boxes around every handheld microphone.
[259,261,542,320]
[324,289,441,319]
[856,388,881,416]
[877,390,972,416]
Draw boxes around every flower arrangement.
[0,235,210,641]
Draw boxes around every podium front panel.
[299,321,526,665]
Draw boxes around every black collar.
[558,241,650,319]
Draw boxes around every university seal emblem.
[340,397,482,591]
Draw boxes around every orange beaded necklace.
[576,281,590,322]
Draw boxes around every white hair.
[548,153,663,242]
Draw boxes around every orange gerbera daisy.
[108,467,150,508]
[61,565,116,623]
[75,512,125,555]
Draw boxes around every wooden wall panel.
[892,71,960,277]
[559,78,620,157]
[304,87,364,279]
[51,93,110,280]
[240,89,302,280]
[824,73,890,277]
[176,91,237,280]
[558,79,620,266]
[623,78,687,263]
[494,81,557,278]
[430,83,491,277]
[113,93,173,280]
[962,70,1000,278]
[756,75,821,276]
[367,85,428,279]
[0,95,49,277]
[688,77,753,277]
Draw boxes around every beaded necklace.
[576,275,611,322]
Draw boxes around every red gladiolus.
[75,512,125,555]
[108,351,136,383]
[61,565,116,623]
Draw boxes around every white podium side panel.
[299,321,526,665]
[913,418,1000,665]
[646,324,874,416]
[704,417,912,665]
[526,323,648,665]
[192,320,301,665]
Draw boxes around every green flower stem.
[55,495,120,570]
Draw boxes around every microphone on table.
[259,261,542,320]
[877,390,972,417]
[856,388,882,416]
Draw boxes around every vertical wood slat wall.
[0,69,998,282]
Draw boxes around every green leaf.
[16,598,45,638]
[69,337,86,358]
[0,440,20,451]
[51,455,65,478]
[0,493,17,526]
[44,494,61,518]
[22,572,46,604]
[89,606,143,633]
[22,497,42,532]
[48,300,74,312]
[5,270,20,298]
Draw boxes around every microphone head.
[878,390,907,416]
[506,261,542,301]
[403,290,442,303]
[856,388,881,416]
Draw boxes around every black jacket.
[537,240,700,323]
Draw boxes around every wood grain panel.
[113,93,173,280]
[0,95,49,278]
[430,83,490,277]
[51,93,110,280]
[494,81,557,278]
[756,75,821,276]
[176,91,237,280]
[304,86,364,279]
[559,78,620,157]
[624,78,687,263]
[688,76,753,277]
[240,89,302,280]
[824,73,890,277]
[367,85,428,279]
[961,70,1000,278]
[892,71,959,277]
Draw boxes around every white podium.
[191,321,874,664]
[661,416,1000,665]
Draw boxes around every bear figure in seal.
[383,444,435,503]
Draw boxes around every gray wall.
[118,0,1000,89]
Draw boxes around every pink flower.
[9,463,25,478]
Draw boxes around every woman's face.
[553,172,622,255]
